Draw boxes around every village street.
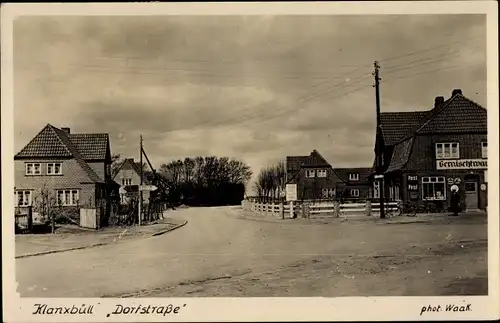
[16,207,487,298]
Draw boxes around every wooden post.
[366,200,372,217]
[280,202,284,219]
[27,206,33,233]
[289,201,294,219]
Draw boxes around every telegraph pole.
[139,135,143,226]
[373,61,386,219]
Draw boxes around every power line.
[383,52,462,75]
[379,33,481,63]
[381,64,467,83]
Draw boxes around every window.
[322,189,329,198]
[47,163,62,175]
[305,170,315,178]
[57,190,79,206]
[436,143,459,159]
[122,178,132,186]
[422,177,446,200]
[25,163,41,175]
[15,190,32,206]
[349,173,359,181]
[350,189,360,197]
[317,169,327,178]
[481,142,487,159]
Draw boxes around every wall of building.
[296,168,342,200]
[14,159,99,214]
[405,133,487,171]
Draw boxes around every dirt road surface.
[15,206,487,297]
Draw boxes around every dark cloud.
[13,14,487,186]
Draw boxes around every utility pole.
[139,135,143,226]
[373,61,386,219]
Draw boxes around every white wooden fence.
[241,199,399,219]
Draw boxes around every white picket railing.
[241,199,400,219]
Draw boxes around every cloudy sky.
[13,14,486,187]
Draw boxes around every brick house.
[113,158,150,205]
[332,167,373,201]
[285,150,344,200]
[14,124,120,224]
[371,89,487,212]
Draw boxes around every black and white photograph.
[2,2,498,322]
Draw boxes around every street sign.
[139,185,158,192]
[285,184,297,201]
[374,174,384,179]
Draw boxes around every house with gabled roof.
[14,124,119,225]
[285,149,344,200]
[112,158,151,205]
[371,89,487,212]
[333,167,373,201]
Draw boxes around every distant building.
[113,158,150,205]
[333,167,373,201]
[285,150,343,200]
[371,89,487,212]
[14,124,119,224]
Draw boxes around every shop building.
[371,89,487,212]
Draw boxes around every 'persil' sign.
[436,159,487,170]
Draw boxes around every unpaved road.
[15,206,487,297]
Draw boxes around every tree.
[254,161,286,202]
[158,156,252,206]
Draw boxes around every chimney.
[434,96,445,109]
[61,127,70,134]
[452,89,462,97]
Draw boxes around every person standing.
[449,186,461,216]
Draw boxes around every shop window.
[481,142,487,159]
[421,176,446,200]
[436,143,459,159]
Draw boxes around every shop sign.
[454,178,461,184]
[481,184,487,191]
[436,159,487,170]
[447,178,454,185]
[409,192,419,200]
[407,175,418,182]
[285,184,297,202]
[408,184,418,191]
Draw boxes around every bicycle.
[398,201,418,217]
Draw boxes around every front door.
[464,181,479,211]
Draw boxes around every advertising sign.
[436,159,487,170]
[285,184,297,202]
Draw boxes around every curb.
[15,221,188,259]
[151,220,188,236]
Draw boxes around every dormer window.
[305,170,315,178]
[349,173,359,181]
[122,178,132,186]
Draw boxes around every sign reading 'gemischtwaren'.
[436,159,487,170]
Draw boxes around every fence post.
[280,202,284,219]
[365,200,372,217]
[271,202,275,216]
[27,206,33,233]
[333,201,341,218]
[289,201,294,219]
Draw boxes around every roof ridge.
[53,127,102,183]
[415,94,459,133]
[48,125,74,156]
[457,94,487,111]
